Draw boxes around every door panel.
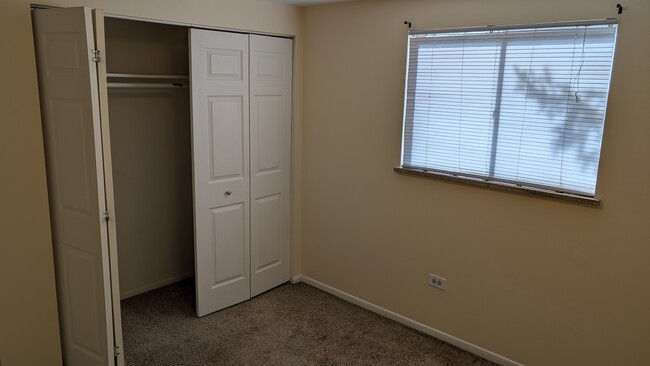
[33,7,114,366]
[210,204,247,288]
[254,194,282,272]
[256,96,282,173]
[209,96,245,181]
[250,35,292,297]
[51,99,92,212]
[65,247,102,353]
[190,29,250,317]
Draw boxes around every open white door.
[33,7,117,366]
[190,29,251,316]
[249,35,293,296]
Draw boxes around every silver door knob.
[225,190,232,196]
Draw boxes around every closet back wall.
[105,19,194,298]
[0,1,302,364]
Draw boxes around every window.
[400,20,618,197]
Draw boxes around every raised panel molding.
[210,203,246,288]
[52,98,92,214]
[207,48,243,80]
[208,96,244,181]
[45,33,81,73]
[63,246,102,357]
[255,95,282,173]
[254,194,281,273]
[254,51,282,80]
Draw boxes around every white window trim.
[394,167,601,206]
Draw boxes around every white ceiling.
[265,0,352,6]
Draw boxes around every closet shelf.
[107,82,188,89]
[107,73,189,79]
[107,73,189,89]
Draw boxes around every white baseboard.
[292,275,524,366]
[291,274,303,284]
[120,272,194,300]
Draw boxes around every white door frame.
[92,9,125,366]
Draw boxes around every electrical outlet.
[428,273,447,290]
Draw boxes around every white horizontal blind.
[402,21,618,196]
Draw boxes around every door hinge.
[103,210,110,222]
[113,345,121,357]
[91,49,101,62]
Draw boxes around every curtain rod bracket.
[404,20,412,29]
[616,4,623,14]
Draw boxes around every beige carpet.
[121,279,498,365]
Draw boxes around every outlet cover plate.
[428,273,447,290]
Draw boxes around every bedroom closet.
[32,7,293,366]
[105,18,194,302]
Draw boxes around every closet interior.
[104,18,195,300]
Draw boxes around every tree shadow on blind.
[514,66,605,170]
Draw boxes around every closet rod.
[107,82,188,89]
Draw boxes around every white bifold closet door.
[190,29,292,316]
[32,7,123,366]
[190,30,251,316]
[249,35,292,297]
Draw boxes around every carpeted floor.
[121,279,498,365]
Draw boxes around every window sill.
[394,167,601,207]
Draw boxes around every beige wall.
[0,0,302,365]
[302,0,649,365]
